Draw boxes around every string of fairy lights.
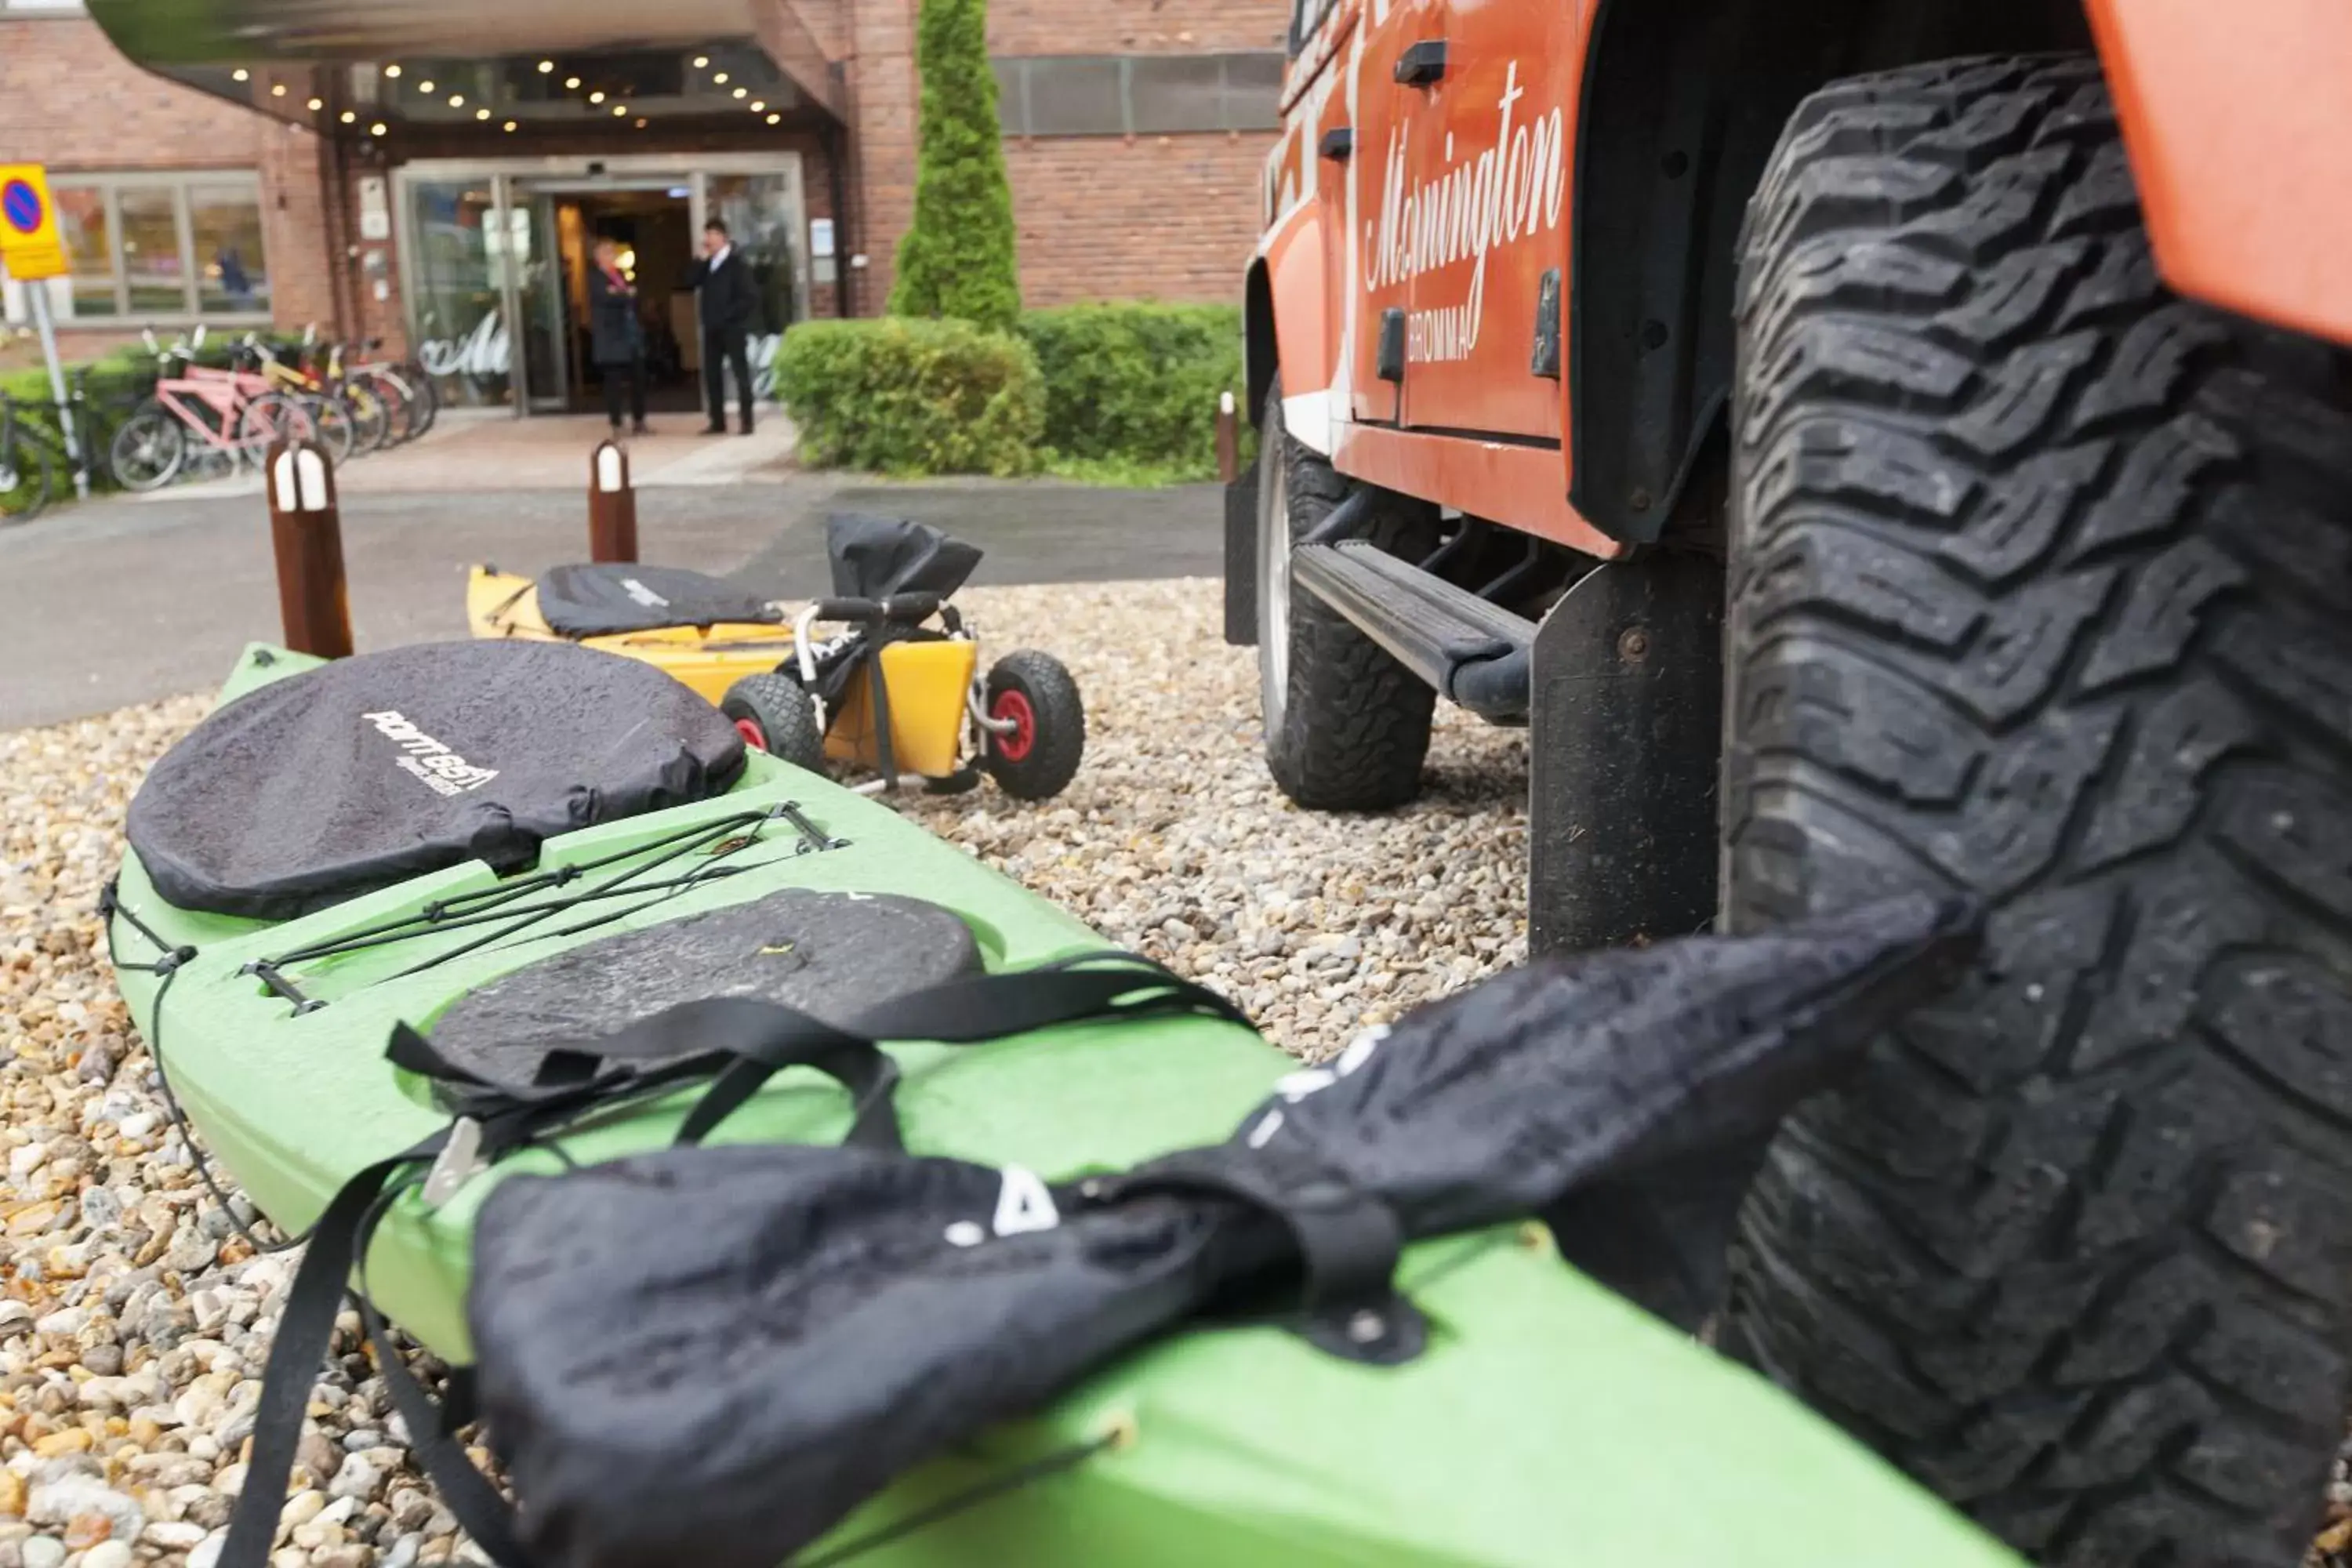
[233,51,790,140]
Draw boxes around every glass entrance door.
[401,157,811,418]
[510,178,699,417]
[515,191,569,413]
[699,169,811,405]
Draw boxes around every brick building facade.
[0,0,1286,404]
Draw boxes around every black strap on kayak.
[381,952,1243,1170]
[220,1137,445,1568]
[353,1188,532,1568]
[220,951,1251,1568]
[387,994,909,1157]
[1100,1141,1428,1366]
[676,954,1247,1147]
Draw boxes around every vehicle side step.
[1292,539,1535,720]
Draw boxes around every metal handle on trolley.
[809,593,942,626]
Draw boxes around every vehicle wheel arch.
[1244,258,1279,423]
[1565,0,2094,547]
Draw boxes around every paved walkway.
[130,410,802,502]
[0,431,1226,728]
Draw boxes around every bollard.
[1215,390,1240,486]
[266,438,353,659]
[589,439,638,564]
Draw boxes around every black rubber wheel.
[721,672,826,776]
[0,431,54,524]
[109,403,185,493]
[981,649,1085,800]
[1719,56,2352,1568]
[1256,377,1440,810]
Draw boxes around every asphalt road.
[0,478,1225,728]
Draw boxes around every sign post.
[0,165,86,499]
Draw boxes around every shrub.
[0,350,161,515]
[1015,303,1245,481]
[888,0,1022,331]
[774,317,1044,477]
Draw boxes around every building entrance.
[397,154,811,418]
[520,183,699,417]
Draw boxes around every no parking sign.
[0,164,68,281]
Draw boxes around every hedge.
[1015,303,1243,480]
[774,316,1044,477]
[774,302,1245,482]
[0,350,162,515]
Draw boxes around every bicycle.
[246,331,363,463]
[109,327,314,492]
[339,338,434,445]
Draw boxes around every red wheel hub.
[990,689,1036,764]
[733,717,769,753]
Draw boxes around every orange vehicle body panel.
[1259,201,1334,420]
[1341,426,1617,556]
[1258,0,2352,552]
[1260,0,1613,548]
[2085,0,2352,348]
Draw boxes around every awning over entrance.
[84,0,844,129]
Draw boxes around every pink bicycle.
[108,328,339,493]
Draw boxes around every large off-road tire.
[1720,56,2352,1567]
[1256,379,1439,810]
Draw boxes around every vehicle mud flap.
[1223,456,1259,646]
[1528,547,1722,955]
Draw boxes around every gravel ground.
[8,576,2352,1566]
[0,577,1529,1566]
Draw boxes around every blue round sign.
[1,180,42,235]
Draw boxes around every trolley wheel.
[981,650,1085,800]
[720,672,826,775]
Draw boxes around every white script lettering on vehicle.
[1364,61,1565,365]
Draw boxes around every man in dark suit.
[684,218,760,435]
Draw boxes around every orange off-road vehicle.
[1226,3,2352,1564]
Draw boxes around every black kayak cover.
[127,641,746,921]
[467,894,1981,1568]
[826,514,982,600]
[534,564,782,637]
[426,889,983,1090]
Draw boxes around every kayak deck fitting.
[107,641,2021,1568]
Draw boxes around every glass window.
[1222,53,1287,130]
[52,186,117,319]
[189,185,270,315]
[992,60,1025,132]
[995,53,1287,136]
[117,185,191,314]
[1129,56,1229,136]
[407,179,512,407]
[31,174,269,321]
[1022,56,1124,136]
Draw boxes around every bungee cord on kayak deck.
[96,795,845,1260]
[100,875,307,1258]
[244,800,843,1007]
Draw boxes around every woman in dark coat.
[586,237,652,436]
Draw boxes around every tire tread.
[1722,55,2352,1568]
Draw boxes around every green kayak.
[108,643,2021,1568]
